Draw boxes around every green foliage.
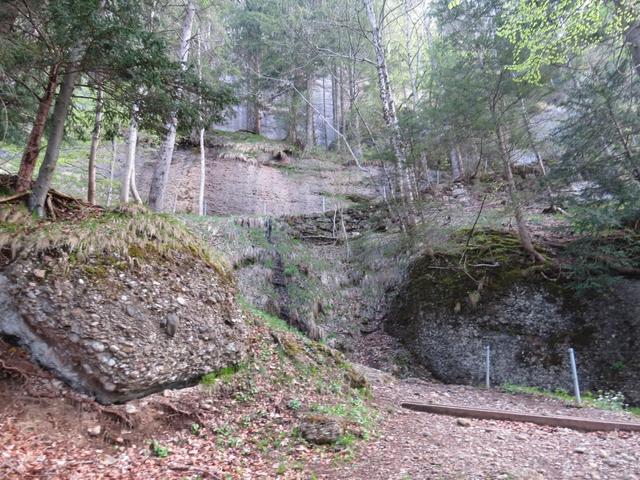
[499,0,638,83]
[201,364,245,386]
[286,398,303,410]
[150,440,170,458]
[238,296,303,336]
[311,395,377,439]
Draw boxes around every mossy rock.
[299,414,344,445]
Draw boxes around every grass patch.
[310,394,378,439]
[0,205,229,276]
[502,383,637,414]
[201,363,246,386]
[237,296,302,336]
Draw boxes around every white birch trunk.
[120,106,138,204]
[198,127,206,216]
[87,86,103,204]
[305,73,315,150]
[106,136,117,207]
[363,0,412,201]
[148,0,196,211]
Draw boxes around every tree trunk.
[148,0,195,212]
[331,67,339,149]
[495,123,544,263]
[626,20,640,78]
[363,0,412,202]
[106,136,117,207]
[198,127,206,216]
[87,86,104,204]
[403,0,418,110]
[28,47,82,216]
[348,62,363,160]
[305,73,315,150]
[450,144,464,180]
[120,106,138,204]
[520,99,546,176]
[16,64,59,193]
[322,75,328,147]
[130,160,142,204]
[339,66,347,153]
[287,89,298,145]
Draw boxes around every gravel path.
[327,369,640,480]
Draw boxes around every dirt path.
[324,368,640,480]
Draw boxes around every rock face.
[387,253,640,404]
[0,252,247,404]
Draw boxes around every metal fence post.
[569,348,581,404]
[485,345,491,389]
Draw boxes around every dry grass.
[0,203,229,276]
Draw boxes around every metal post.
[485,345,491,389]
[569,348,581,404]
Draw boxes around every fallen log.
[401,402,640,432]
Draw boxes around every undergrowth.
[0,204,229,275]
[502,384,640,417]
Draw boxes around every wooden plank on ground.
[401,402,640,432]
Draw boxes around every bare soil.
[324,368,640,480]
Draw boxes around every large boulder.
[0,250,247,404]
[387,237,640,404]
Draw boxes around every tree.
[500,0,640,82]
[148,0,196,212]
[363,0,412,202]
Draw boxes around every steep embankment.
[0,196,376,479]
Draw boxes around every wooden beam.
[401,402,640,433]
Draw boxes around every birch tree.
[148,0,196,212]
[363,0,412,201]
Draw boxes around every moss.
[83,264,109,279]
[0,206,231,279]
[399,228,562,317]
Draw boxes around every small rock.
[33,269,46,279]
[299,414,343,445]
[176,296,187,306]
[164,313,179,337]
[456,418,472,427]
[574,447,587,454]
[87,425,102,436]
[125,404,137,414]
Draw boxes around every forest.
[1,0,640,479]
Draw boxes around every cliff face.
[386,235,640,404]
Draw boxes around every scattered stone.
[176,296,187,306]
[456,418,472,427]
[574,447,587,454]
[87,425,102,436]
[125,404,138,415]
[299,414,343,445]
[33,269,46,279]
[164,313,179,337]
